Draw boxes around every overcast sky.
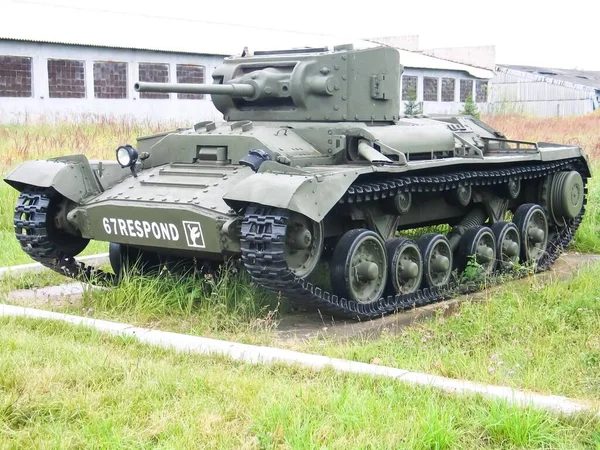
[5,0,600,70]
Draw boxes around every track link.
[240,158,588,320]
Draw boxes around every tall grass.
[79,262,283,339]
[483,113,600,159]
[0,117,180,265]
[482,113,600,253]
[0,115,178,173]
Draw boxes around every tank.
[4,43,591,319]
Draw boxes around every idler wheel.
[513,203,548,265]
[551,171,584,222]
[417,233,453,289]
[330,229,388,305]
[385,238,423,295]
[490,221,521,271]
[15,191,89,259]
[456,226,497,274]
[284,212,324,278]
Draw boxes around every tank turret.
[134,44,401,122]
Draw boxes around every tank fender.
[3,155,102,203]
[223,170,359,222]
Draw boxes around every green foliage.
[479,401,560,447]
[300,261,600,401]
[1,317,598,449]
[74,262,283,339]
[460,93,480,119]
[403,85,422,116]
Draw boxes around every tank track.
[240,158,588,320]
[13,190,116,284]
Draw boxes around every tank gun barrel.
[134,81,255,97]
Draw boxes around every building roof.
[1,1,494,78]
[498,64,600,90]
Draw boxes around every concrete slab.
[5,282,96,308]
[0,253,109,278]
[273,253,600,343]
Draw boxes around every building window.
[93,61,127,99]
[47,59,85,98]
[0,55,32,97]
[176,64,205,99]
[460,79,473,102]
[401,75,418,101]
[423,77,438,101]
[138,63,169,99]
[441,78,455,102]
[476,80,488,102]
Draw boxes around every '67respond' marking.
[102,218,180,241]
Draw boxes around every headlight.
[116,145,138,168]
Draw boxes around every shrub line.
[1,302,598,418]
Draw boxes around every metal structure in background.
[488,65,600,117]
[4,44,591,320]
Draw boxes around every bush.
[403,86,422,116]
[460,93,480,119]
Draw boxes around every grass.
[0,260,284,345]
[295,260,600,402]
[1,115,600,446]
[76,263,283,344]
[0,115,179,173]
[1,316,599,449]
[1,114,599,266]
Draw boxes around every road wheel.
[330,229,388,304]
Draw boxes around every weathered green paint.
[4,157,101,203]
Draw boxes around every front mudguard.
[223,170,359,222]
[3,154,102,203]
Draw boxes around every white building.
[0,38,225,124]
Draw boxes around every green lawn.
[2,253,600,408]
[295,260,600,403]
[1,316,599,449]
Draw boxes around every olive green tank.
[4,44,591,319]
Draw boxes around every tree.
[460,93,480,119]
[403,86,422,116]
